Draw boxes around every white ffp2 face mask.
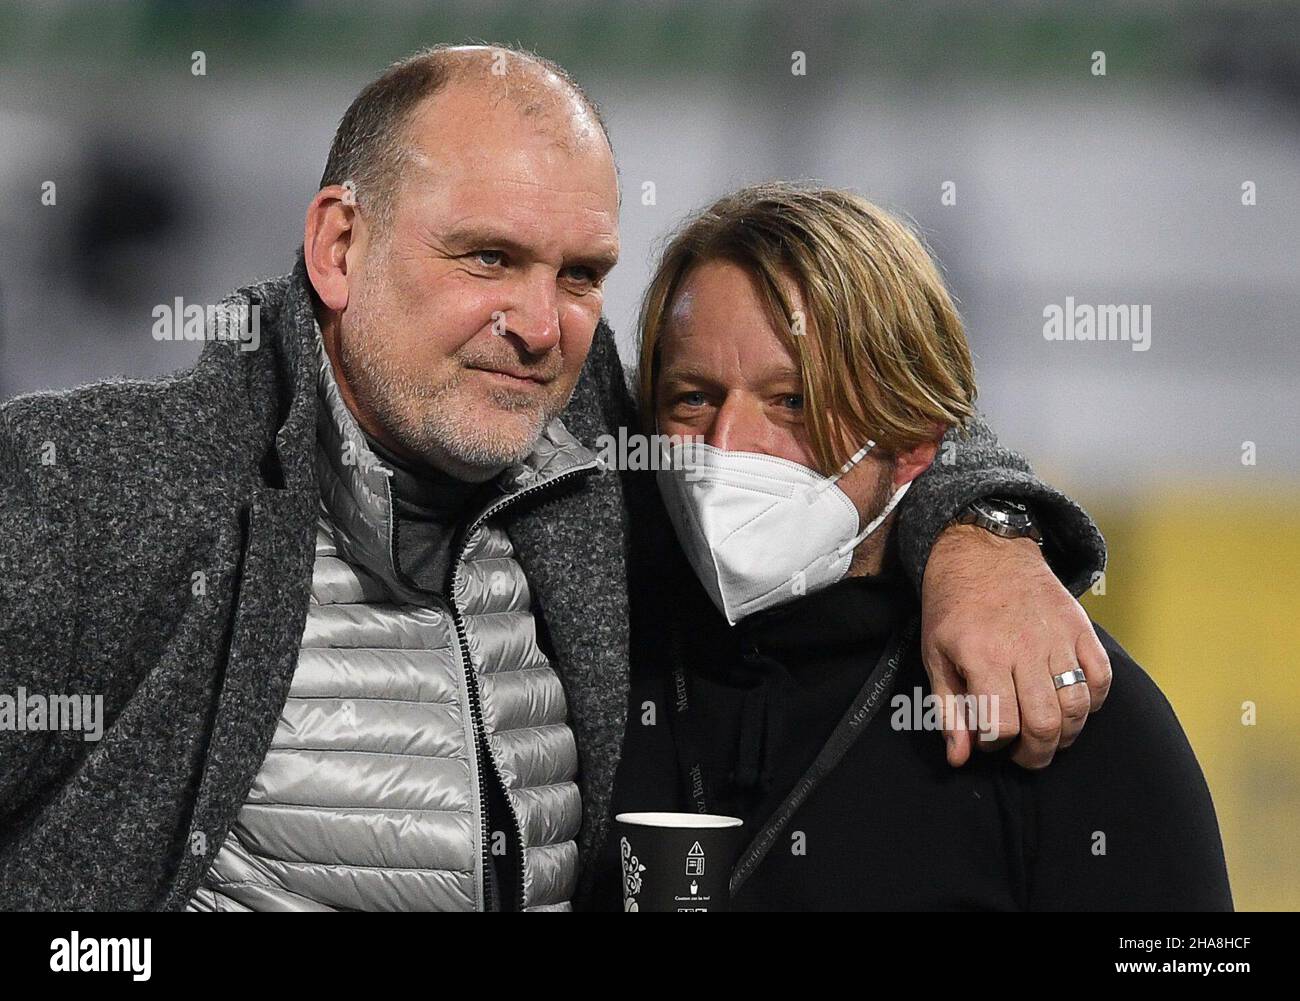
[656,439,911,626]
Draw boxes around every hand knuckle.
[1022,717,1060,742]
[949,639,985,667]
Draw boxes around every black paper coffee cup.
[614,812,745,912]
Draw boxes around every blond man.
[602,183,1231,910]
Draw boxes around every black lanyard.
[665,610,919,897]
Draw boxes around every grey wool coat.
[0,259,1105,911]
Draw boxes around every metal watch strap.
[953,497,1043,544]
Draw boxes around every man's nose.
[706,395,766,454]
[503,275,561,354]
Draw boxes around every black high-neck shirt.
[681,567,916,835]
[361,431,494,594]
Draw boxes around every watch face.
[964,499,1040,542]
[978,500,1032,530]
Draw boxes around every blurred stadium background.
[0,1,1295,909]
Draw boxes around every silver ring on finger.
[1053,668,1087,690]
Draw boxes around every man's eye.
[780,394,804,411]
[561,265,599,287]
[677,391,708,408]
[473,250,505,267]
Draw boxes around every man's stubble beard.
[338,259,569,481]
[847,465,900,577]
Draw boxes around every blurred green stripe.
[2,0,1288,82]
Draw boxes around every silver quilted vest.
[189,329,594,911]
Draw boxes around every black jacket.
[598,537,1233,911]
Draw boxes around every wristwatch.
[952,498,1043,545]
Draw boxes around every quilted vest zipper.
[391,460,599,911]
[447,462,598,911]
[442,593,502,909]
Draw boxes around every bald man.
[0,45,1108,911]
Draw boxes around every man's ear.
[892,430,945,488]
[303,185,363,313]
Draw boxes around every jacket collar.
[251,256,325,498]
